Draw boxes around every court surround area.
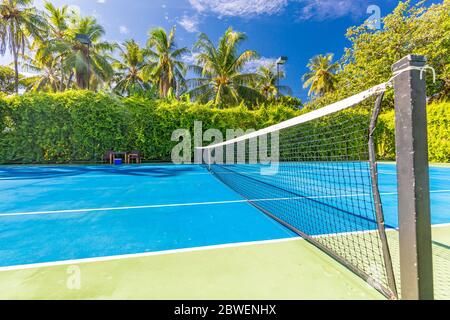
[0,163,448,300]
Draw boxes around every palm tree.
[256,63,292,99]
[51,14,115,90]
[43,1,69,39]
[0,0,47,93]
[143,26,188,98]
[30,2,70,91]
[0,64,18,93]
[302,53,339,97]
[187,27,263,107]
[68,15,115,89]
[112,39,151,96]
[20,53,61,92]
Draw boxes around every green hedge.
[0,91,300,164]
[376,101,450,163]
[0,91,448,164]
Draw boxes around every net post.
[392,55,434,300]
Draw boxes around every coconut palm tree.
[30,8,114,91]
[0,64,18,93]
[256,63,292,99]
[302,53,339,97]
[43,1,69,39]
[30,2,71,91]
[112,39,151,96]
[20,53,61,92]
[66,15,115,90]
[143,26,188,98]
[0,0,47,93]
[187,27,263,107]
[47,15,116,90]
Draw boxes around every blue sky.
[0,0,440,101]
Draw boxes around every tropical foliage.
[0,0,47,93]
[1,91,448,164]
[0,91,301,163]
[304,0,450,109]
[24,2,115,91]
[0,0,449,108]
[0,65,17,93]
[112,39,151,97]
[20,53,61,91]
[143,26,188,98]
[0,0,449,165]
[256,63,292,99]
[302,53,339,97]
[1,1,297,106]
[187,27,263,107]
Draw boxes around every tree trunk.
[76,71,87,89]
[60,63,65,91]
[11,36,19,94]
[161,77,171,98]
[67,72,74,89]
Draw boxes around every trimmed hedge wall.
[376,101,450,163]
[0,91,448,164]
[0,91,300,164]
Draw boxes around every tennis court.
[0,61,448,300]
[0,163,448,299]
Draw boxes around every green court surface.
[1,225,448,300]
[388,225,450,300]
[0,238,383,300]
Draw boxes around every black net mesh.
[201,95,398,299]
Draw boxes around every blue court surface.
[0,163,449,268]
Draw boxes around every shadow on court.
[0,165,199,180]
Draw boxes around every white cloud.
[188,0,371,20]
[189,0,288,17]
[182,52,200,65]
[243,57,278,73]
[296,0,370,21]
[67,5,82,15]
[97,0,106,3]
[182,53,281,75]
[181,54,279,73]
[119,25,129,35]
[178,15,200,33]
[91,10,102,19]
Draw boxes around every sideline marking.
[0,237,301,272]
[1,190,449,218]
[1,224,448,272]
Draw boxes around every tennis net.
[197,83,398,299]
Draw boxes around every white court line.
[429,190,450,194]
[433,222,450,228]
[0,193,374,217]
[1,223,447,272]
[0,199,252,217]
[0,237,302,272]
[378,190,450,196]
[0,170,373,180]
[0,172,216,180]
[1,189,450,218]
[379,171,450,181]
